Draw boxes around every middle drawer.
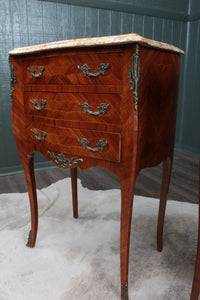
[24,92,121,126]
[26,123,121,163]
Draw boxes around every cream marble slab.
[8,33,184,55]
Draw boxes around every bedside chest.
[9,33,183,299]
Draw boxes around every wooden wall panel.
[0,0,199,175]
[39,0,189,21]
[180,20,200,154]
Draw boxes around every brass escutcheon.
[27,66,45,78]
[30,129,47,141]
[47,151,83,168]
[30,99,46,110]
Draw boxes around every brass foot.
[26,230,32,247]
[123,282,129,300]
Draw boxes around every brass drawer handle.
[27,66,45,78]
[79,102,110,116]
[48,151,83,168]
[77,63,109,77]
[78,138,108,152]
[31,129,47,141]
[30,99,46,110]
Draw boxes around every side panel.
[10,56,28,160]
[136,46,181,172]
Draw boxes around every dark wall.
[0,0,199,175]
[179,19,200,154]
[40,0,190,20]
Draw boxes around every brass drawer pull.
[78,138,108,152]
[27,66,45,78]
[79,102,110,115]
[30,99,46,110]
[31,129,47,141]
[48,151,83,168]
[77,63,109,77]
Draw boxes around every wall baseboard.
[0,161,56,177]
[0,147,198,177]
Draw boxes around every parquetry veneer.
[9,33,183,299]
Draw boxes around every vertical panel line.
[8,0,14,49]
[97,9,99,36]
[179,21,190,147]
[84,7,86,37]
[25,0,30,45]
[193,20,200,80]
[152,16,155,40]
[42,1,44,43]
[56,2,59,39]
[171,20,174,44]
[142,16,145,36]
[161,18,165,41]
[179,21,183,47]
[132,14,135,33]
[109,9,111,35]
[121,12,123,34]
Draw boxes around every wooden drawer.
[22,52,122,86]
[25,123,121,163]
[24,92,121,126]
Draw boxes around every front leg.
[70,167,78,218]
[21,152,38,248]
[157,155,173,251]
[120,170,136,300]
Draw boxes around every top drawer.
[22,52,122,86]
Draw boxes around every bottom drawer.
[26,123,121,163]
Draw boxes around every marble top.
[8,33,184,55]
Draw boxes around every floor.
[0,150,199,204]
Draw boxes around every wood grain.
[24,92,121,129]
[25,123,121,162]
[22,50,122,86]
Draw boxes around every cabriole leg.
[22,153,38,248]
[120,174,136,300]
[71,167,78,218]
[157,155,173,252]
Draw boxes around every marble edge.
[8,33,184,55]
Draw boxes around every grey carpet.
[0,178,197,299]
